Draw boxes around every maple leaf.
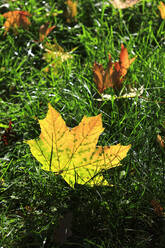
[158,1,165,19]
[2,10,31,35]
[65,0,78,23]
[39,22,56,42]
[93,44,136,93]
[109,0,141,9]
[26,104,131,188]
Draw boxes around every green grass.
[0,0,165,247]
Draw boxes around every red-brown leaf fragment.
[39,22,56,42]
[151,200,164,217]
[0,121,13,145]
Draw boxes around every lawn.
[0,0,165,247]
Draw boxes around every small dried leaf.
[119,44,136,77]
[158,1,165,19]
[157,134,165,150]
[93,44,136,93]
[39,22,56,42]
[93,62,107,93]
[151,200,164,217]
[0,121,14,145]
[65,0,78,23]
[110,0,141,9]
[2,10,31,35]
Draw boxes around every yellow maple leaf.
[26,104,131,188]
[2,10,31,35]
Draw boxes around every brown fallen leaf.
[109,0,141,9]
[158,1,165,19]
[151,200,164,217]
[39,22,56,42]
[2,10,31,35]
[93,44,136,93]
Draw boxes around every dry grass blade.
[109,0,141,9]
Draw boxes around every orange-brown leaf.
[93,44,136,93]
[93,62,105,93]
[103,55,115,90]
[2,10,31,35]
[158,1,165,19]
[157,134,165,150]
[119,43,136,78]
[39,23,56,42]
